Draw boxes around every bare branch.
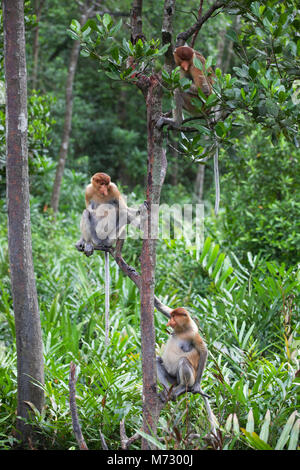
[176,1,226,46]
[190,0,204,48]
[110,247,172,318]
[120,419,141,449]
[93,10,130,17]
[100,431,109,450]
[69,362,88,450]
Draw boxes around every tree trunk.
[32,0,44,90]
[3,0,44,443]
[50,3,90,215]
[140,75,164,450]
[194,164,205,202]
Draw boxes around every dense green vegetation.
[0,0,299,450]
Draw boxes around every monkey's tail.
[104,251,110,345]
[214,140,220,216]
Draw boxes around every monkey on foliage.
[174,45,214,114]
[157,307,208,401]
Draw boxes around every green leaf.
[211,253,226,280]
[71,19,81,33]
[288,419,300,450]
[275,411,297,450]
[216,267,234,289]
[205,93,218,107]
[103,13,112,29]
[205,244,220,270]
[199,237,212,264]
[241,429,273,450]
[246,409,255,433]
[193,56,204,70]
[110,19,122,35]
[137,430,165,450]
[105,71,120,81]
[259,410,271,443]
[215,122,226,137]
[225,414,233,432]
[226,29,239,43]
[266,98,279,117]
[233,413,240,434]
[241,323,255,349]
[110,46,120,62]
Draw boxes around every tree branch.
[110,246,172,318]
[176,1,226,46]
[162,0,176,73]
[190,0,204,48]
[120,419,141,449]
[69,362,88,450]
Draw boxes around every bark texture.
[140,75,165,449]
[3,0,44,442]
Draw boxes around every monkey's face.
[174,47,193,72]
[166,311,189,332]
[98,183,108,196]
[92,173,111,196]
[166,316,177,329]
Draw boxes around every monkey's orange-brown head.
[174,46,194,72]
[166,307,190,331]
[91,172,111,196]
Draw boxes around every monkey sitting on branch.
[75,172,146,257]
[75,172,147,344]
[157,307,209,401]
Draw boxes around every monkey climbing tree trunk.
[3,0,44,443]
[50,2,91,215]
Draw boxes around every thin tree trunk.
[50,3,91,215]
[194,163,205,202]
[3,0,44,443]
[32,0,44,90]
[140,74,164,450]
[130,0,144,43]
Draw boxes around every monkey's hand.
[137,200,148,215]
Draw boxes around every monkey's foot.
[75,240,85,252]
[156,116,179,130]
[189,384,210,399]
[84,243,94,257]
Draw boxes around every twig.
[120,419,141,449]
[110,246,172,318]
[176,1,226,46]
[69,362,88,450]
[190,0,204,48]
[100,431,109,450]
